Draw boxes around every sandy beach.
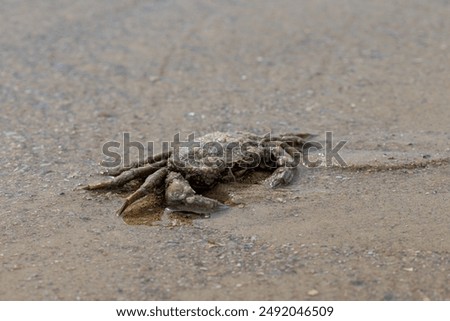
[1,0,449,300]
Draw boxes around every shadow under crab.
[83,131,318,216]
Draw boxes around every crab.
[83,131,317,216]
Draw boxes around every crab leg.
[83,160,167,190]
[116,167,168,216]
[265,167,296,188]
[279,133,314,139]
[262,133,317,150]
[263,141,301,166]
[261,141,299,188]
[102,151,171,176]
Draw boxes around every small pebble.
[307,289,319,296]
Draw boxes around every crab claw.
[165,195,229,215]
[165,172,228,215]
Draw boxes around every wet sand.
[1,0,449,300]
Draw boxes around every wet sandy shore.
[1,0,449,300]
